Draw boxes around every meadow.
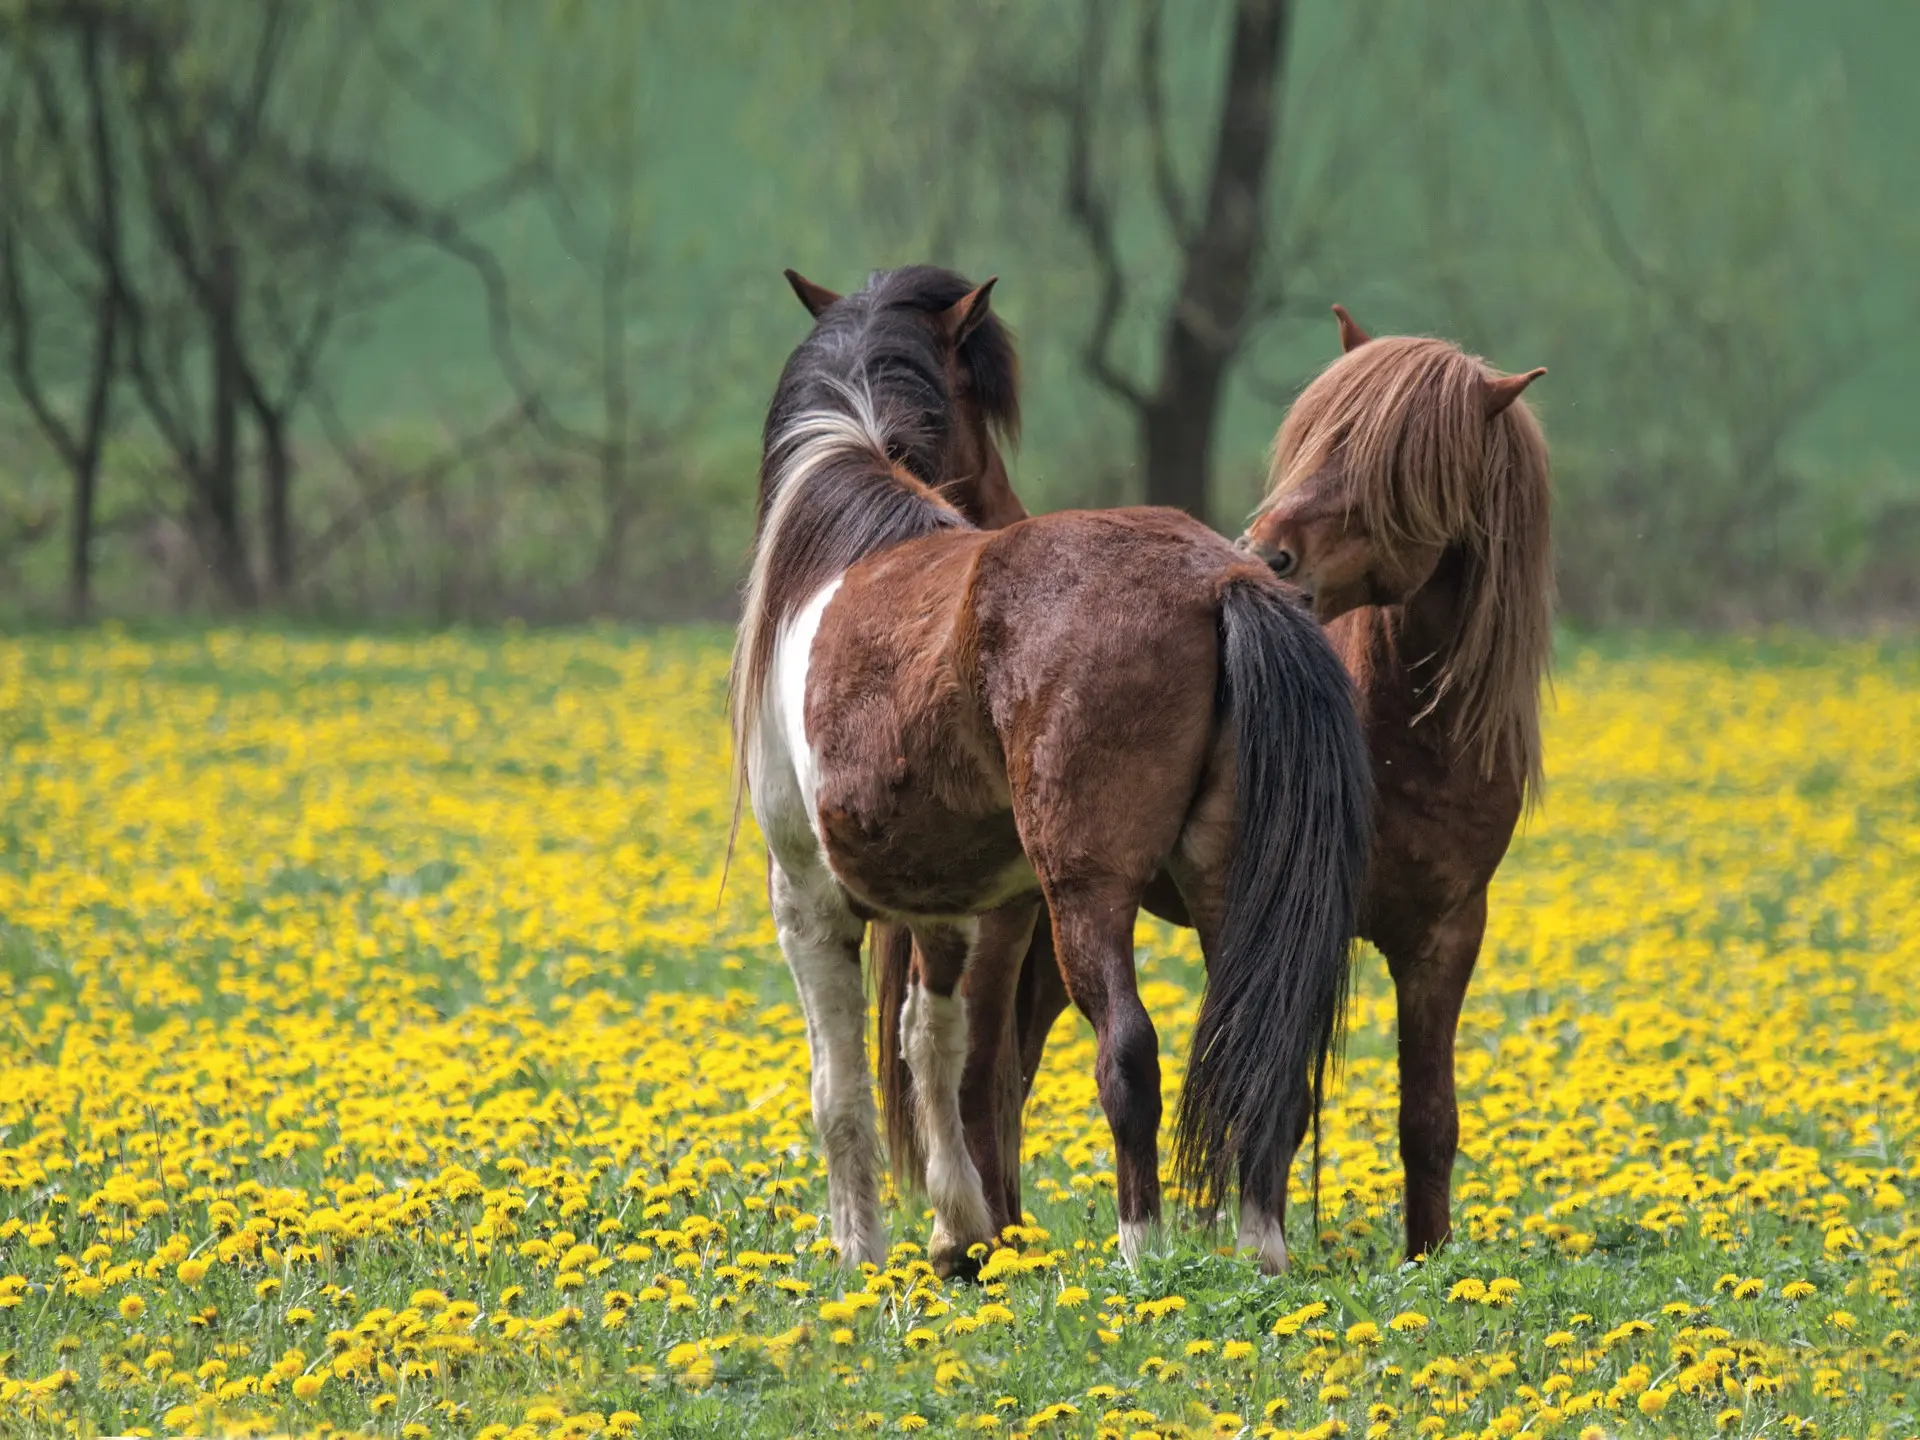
[0,628,1916,1440]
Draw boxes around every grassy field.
[1,628,1916,1440]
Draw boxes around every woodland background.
[1,0,1915,626]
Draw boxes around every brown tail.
[872,921,927,1190]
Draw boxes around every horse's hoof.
[930,1239,986,1283]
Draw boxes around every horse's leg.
[901,919,1002,1279]
[957,901,1040,1237]
[1044,885,1161,1263]
[1014,918,1069,1103]
[1014,877,1182,1106]
[768,856,886,1268]
[1385,889,1487,1258]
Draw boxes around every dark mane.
[761,265,1018,512]
[733,266,1014,814]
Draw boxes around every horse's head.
[782,267,1024,528]
[1242,305,1545,622]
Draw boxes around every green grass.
[0,628,1915,1438]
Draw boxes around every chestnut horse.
[878,305,1549,1263]
[735,266,1371,1276]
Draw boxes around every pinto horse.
[735,266,1371,1276]
[878,305,1549,1263]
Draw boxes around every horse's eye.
[1267,548,1296,578]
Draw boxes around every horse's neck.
[1335,548,1473,735]
[955,448,1028,529]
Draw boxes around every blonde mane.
[1262,335,1553,800]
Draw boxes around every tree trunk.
[259,404,293,596]
[1142,354,1230,514]
[69,19,120,621]
[1142,0,1291,520]
[206,239,256,607]
[67,291,120,622]
[68,453,99,620]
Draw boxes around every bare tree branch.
[1525,3,1722,349]
[300,380,532,574]
[1137,0,1193,246]
[1060,0,1148,411]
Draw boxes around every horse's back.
[968,507,1252,719]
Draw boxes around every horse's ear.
[1332,303,1370,352]
[784,268,842,318]
[940,276,998,345]
[1484,367,1547,417]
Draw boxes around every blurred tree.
[0,0,534,608]
[1407,0,1920,618]
[498,3,725,609]
[1050,0,1293,518]
[0,4,125,617]
[823,0,1392,524]
[0,0,1910,622]
[365,0,733,613]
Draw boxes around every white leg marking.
[769,859,885,1269]
[901,977,993,1262]
[1118,1218,1159,1266]
[1236,1200,1289,1275]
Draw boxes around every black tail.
[1173,577,1373,1219]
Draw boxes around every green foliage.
[0,0,1913,623]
